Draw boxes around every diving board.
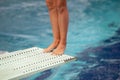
[0,47,76,80]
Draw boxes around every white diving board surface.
[0,47,76,80]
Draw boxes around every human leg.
[52,0,69,55]
[44,0,60,52]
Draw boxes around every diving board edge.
[10,57,76,80]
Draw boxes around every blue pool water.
[0,0,120,80]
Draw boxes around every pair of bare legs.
[44,0,69,55]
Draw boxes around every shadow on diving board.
[0,47,76,80]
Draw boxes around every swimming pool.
[0,0,120,80]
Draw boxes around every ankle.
[53,39,60,45]
[59,41,66,46]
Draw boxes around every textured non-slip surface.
[0,47,76,80]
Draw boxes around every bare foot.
[52,43,66,55]
[44,40,59,53]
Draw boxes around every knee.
[46,0,56,11]
[57,4,67,13]
[57,6,67,14]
